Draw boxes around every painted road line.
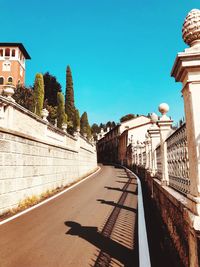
[0,167,101,226]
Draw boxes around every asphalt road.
[0,165,138,267]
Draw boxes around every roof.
[119,121,152,138]
[0,43,31,59]
[120,115,149,124]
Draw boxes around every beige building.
[118,117,151,165]
[97,115,151,164]
[0,43,31,93]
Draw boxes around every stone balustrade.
[127,9,200,266]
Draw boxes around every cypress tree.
[65,65,75,128]
[80,112,91,139]
[57,92,67,129]
[74,109,80,131]
[33,73,44,116]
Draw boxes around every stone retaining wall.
[0,96,97,215]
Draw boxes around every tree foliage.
[46,105,57,125]
[13,85,34,112]
[33,73,44,116]
[65,66,75,127]
[43,72,61,106]
[120,113,136,123]
[80,112,91,138]
[73,109,80,131]
[57,92,67,129]
[91,123,100,134]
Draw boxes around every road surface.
[0,165,138,267]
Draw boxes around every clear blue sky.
[1,0,200,124]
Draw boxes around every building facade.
[118,118,151,165]
[97,115,151,164]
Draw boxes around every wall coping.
[0,127,79,153]
[0,95,77,141]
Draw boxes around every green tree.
[80,112,91,139]
[111,121,116,128]
[91,123,100,134]
[73,109,80,131]
[43,72,62,106]
[13,85,34,112]
[57,92,67,129]
[65,65,75,130]
[46,105,57,125]
[33,73,44,116]
[91,123,100,141]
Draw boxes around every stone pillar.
[145,133,150,169]
[171,9,200,215]
[157,103,173,186]
[140,143,144,166]
[148,113,160,176]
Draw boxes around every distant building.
[97,125,120,163]
[97,115,151,164]
[96,127,110,141]
[118,118,151,165]
[0,43,31,94]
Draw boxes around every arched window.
[7,77,13,83]
[0,77,4,85]
[11,49,15,57]
[0,49,3,57]
[5,48,10,57]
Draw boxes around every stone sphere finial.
[158,103,170,121]
[182,9,200,47]
[158,103,169,115]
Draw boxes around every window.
[5,48,10,57]
[3,61,11,71]
[7,77,13,83]
[0,49,3,57]
[11,49,15,57]
[0,77,4,84]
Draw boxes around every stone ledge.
[0,127,78,153]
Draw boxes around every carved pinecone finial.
[182,9,200,47]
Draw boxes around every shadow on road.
[104,186,137,195]
[97,199,137,213]
[65,221,136,267]
[116,180,138,185]
[65,167,139,267]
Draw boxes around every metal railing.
[156,145,162,180]
[166,123,190,195]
